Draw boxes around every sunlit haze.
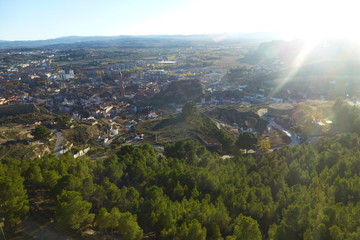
[1,0,359,41]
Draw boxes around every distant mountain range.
[0,32,283,49]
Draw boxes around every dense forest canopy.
[1,125,360,239]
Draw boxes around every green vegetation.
[55,115,70,128]
[0,158,29,233]
[0,112,54,125]
[4,35,360,240]
[292,100,334,137]
[62,123,105,146]
[96,207,143,239]
[31,125,52,140]
[135,109,235,152]
[332,98,360,134]
[236,132,259,153]
[135,115,199,145]
[258,139,271,152]
[1,130,360,239]
[136,107,272,154]
[227,215,262,240]
[56,190,95,230]
[182,101,198,119]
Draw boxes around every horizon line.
[0,31,283,42]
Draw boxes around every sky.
[1,0,359,41]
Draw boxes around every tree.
[185,219,207,240]
[96,207,143,239]
[96,208,111,232]
[182,101,197,119]
[332,97,345,113]
[52,175,82,196]
[258,139,271,152]
[0,172,29,233]
[207,223,224,240]
[236,132,259,153]
[165,140,209,165]
[117,211,143,240]
[108,207,121,231]
[329,225,344,240]
[55,115,70,128]
[103,155,125,184]
[42,170,60,188]
[27,165,43,184]
[31,125,52,140]
[72,125,92,144]
[304,224,329,240]
[56,191,94,230]
[332,98,360,133]
[164,219,207,240]
[227,215,262,240]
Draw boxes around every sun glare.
[270,39,320,97]
[174,0,360,42]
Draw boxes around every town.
[2,38,359,161]
[3,0,360,238]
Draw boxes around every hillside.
[0,104,40,118]
[249,59,360,99]
[1,100,360,239]
[206,107,268,132]
[135,113,221,144]
[135,116,199,145]
[149,79,203,106]
[2,132,360,239]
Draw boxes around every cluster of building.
[0,47,319,151]
[0,49,228,122]
[0,48,306,124]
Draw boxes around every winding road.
[267,119,300,146]
[260,109,300,147]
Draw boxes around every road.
[52,130,64,157]
[267,119,300,146]
[261,111,300,147]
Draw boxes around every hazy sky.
[0,0,359,41]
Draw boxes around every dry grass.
[0,123,33,144]
[135,117,198,145]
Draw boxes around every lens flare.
[269,40,320,97]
